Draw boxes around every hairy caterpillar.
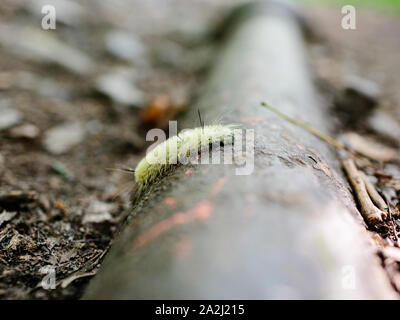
[134,124,236,187]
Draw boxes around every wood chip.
[344,132,400,163]
[0,211,16,227]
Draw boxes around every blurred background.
[0,0,399,299]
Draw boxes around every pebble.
[369,110,400,145]
[0,99,22,130]
[8,123,40,139]
[82,199,114,224]
[105,30,146,64]
[43,122,86,154]
[0,211,17,227]
[95,69,144,107]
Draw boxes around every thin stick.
[261,102,377,170]
[359,171,388,212]
[342,158,385,226]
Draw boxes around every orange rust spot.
[132,200,214,248]
[195,201,213,220]
[164,197,177,207]
[211,178,227,197]
[184,169,193,176]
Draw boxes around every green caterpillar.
[135,124,236,187]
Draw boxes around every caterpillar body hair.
[134,124,236,187]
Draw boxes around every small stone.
[43,122,86,154]
[105,30,146,64]
[0,210,17,227]
[0,99,22,130]
[369,110,400,145]
[82,200,114,224]
[95,69,144,107]
[8,123,39,139]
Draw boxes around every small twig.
[59,270,98,289]
[344,132,400,163]
[342,158,385,226]
[359,171,388,213]
[261,102,377,170]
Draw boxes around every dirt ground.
[0,1,399,299]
